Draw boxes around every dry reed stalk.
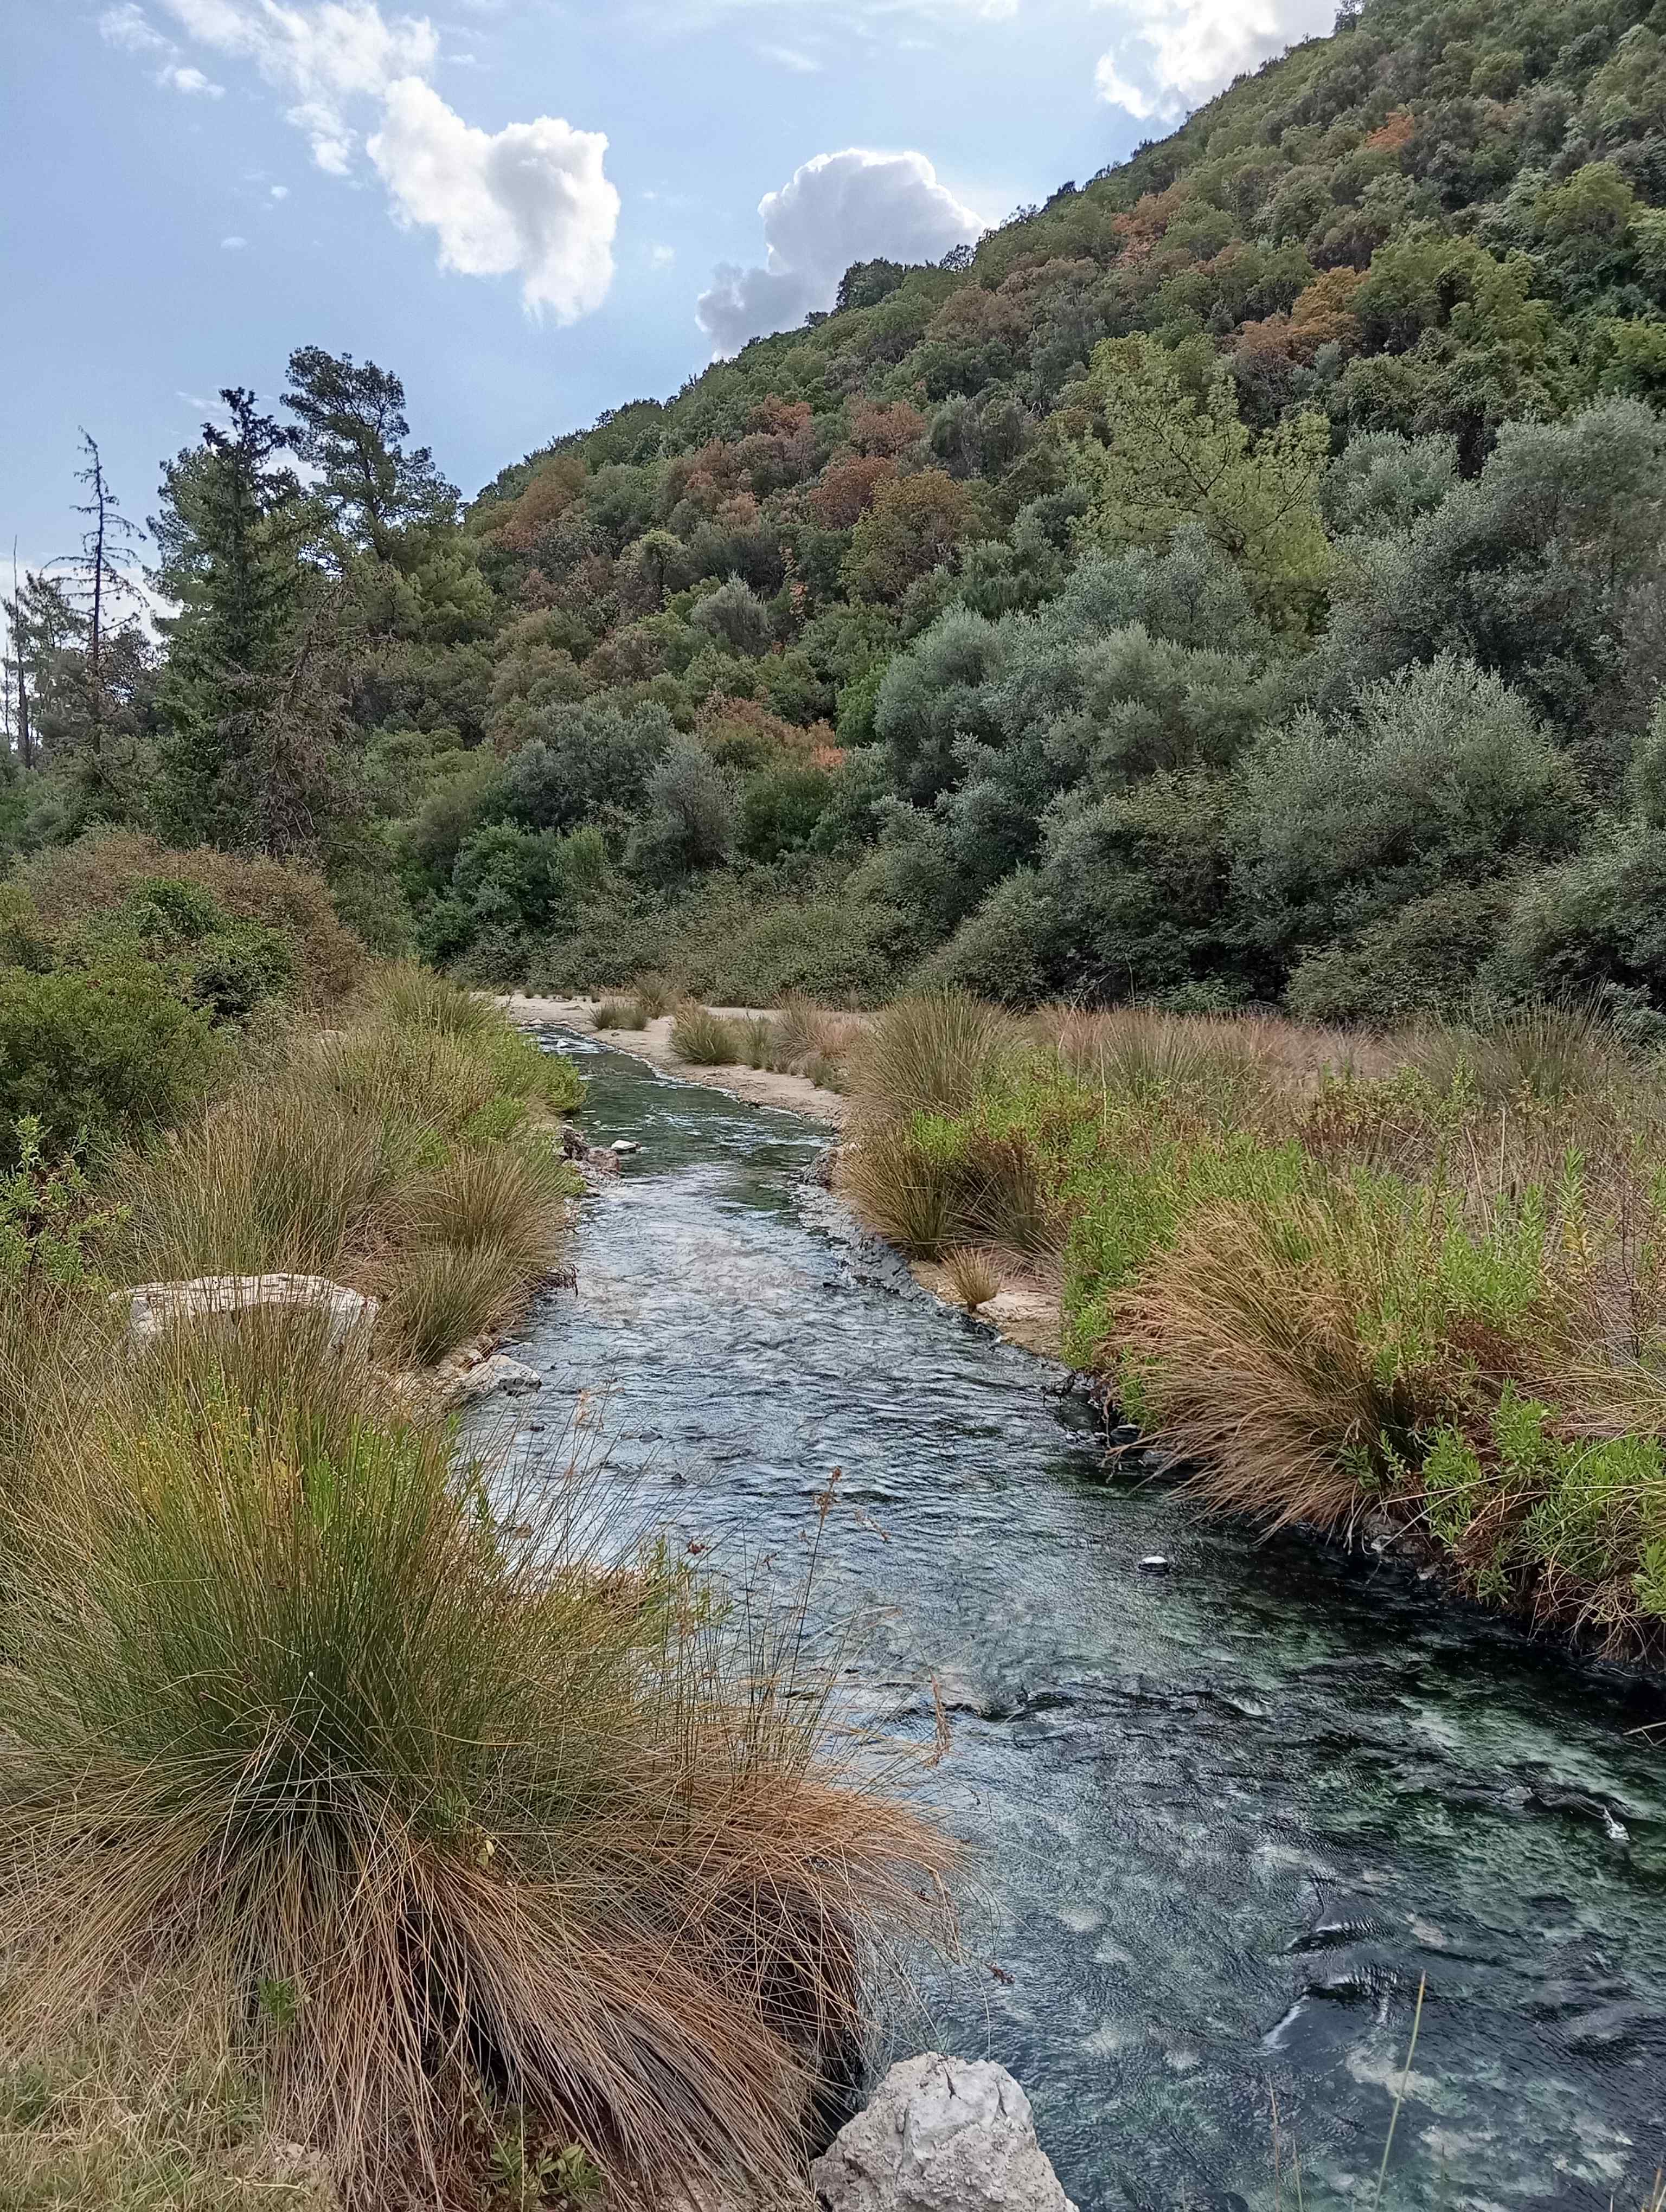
[941,1248,1001,1311]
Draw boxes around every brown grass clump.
[627,973,676,1021]
[850,990,1018,1128]
[941,1248,1001,1311]
[592,996,640,1031]
[375,1142,573,1365]
[837,1124,960,1258]
[0,1328,954,2211]
[1115,1178,1573,1533]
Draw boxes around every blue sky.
[3,0,1335,578]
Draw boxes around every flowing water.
[488,1033,1666,2212]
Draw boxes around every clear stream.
[490,1033,1666,2212]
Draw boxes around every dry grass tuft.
[670,1006,741,1066]
[627,973,676,1021]
[0,1330,954,2211]
[941,1248,1001,1312]
[592,997,640,1031]
[850,990,1018,1128]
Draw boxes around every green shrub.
[0,963,229,1165]
[18,833,364,1009]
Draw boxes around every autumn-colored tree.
[810,453,895,529]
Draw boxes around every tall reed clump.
[0,1322,953,2209]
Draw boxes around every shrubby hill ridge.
[11,0,1666,1022]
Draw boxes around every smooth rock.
[116,1274,377,1353]
[811,2053,1077,2212]
[1139,1555,1171,1574]
[447,1353,543,1406]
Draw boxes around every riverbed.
[488,1031,1666,2212]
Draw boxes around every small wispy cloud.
[270,183,290,198]
[99,3,168,53]
[649,241,675,266]
[162,62,225,94]
[758,42,819,70]
[221,234,248,248]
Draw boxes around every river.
[487,1032,1666,2212]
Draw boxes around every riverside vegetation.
[831,987,1666,1665]
[0,845,952,2210]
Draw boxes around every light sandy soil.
[499,993,1066,1362]
[498,994,851,1124]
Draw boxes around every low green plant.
[0,1118,125,1291]
[0,960,230,1167]
[670,1005,741,1066]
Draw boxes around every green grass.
[107,975,586,1370]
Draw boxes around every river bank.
[500,992,851,1123]
[501,995,1070,1360]
[828,991,1666,1672]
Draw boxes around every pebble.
[1139,1555,1171,1574]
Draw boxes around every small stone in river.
[1139,1554,1171,1574]
[526,1418,546,1432]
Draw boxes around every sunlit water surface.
[477,1033,1666,2212]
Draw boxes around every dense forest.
[10,0,1666,1025]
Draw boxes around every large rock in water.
[811,2055,1077,2212]
[116,1274,378,1352]
[446,1352,543,1406]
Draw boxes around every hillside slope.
[16,0,1666,1024]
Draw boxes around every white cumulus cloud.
[163,61,226,92]
[369,78,618,319]
[102,0,619,315]
[1094,0,1337,121]
[697,148,981,358]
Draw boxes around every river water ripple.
[484,1033,1666,2212]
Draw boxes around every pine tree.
[150,388,344,856]
[281,348,456,559]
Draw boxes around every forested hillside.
[11,0,1666,1021]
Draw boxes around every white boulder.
[811,2054,1077,2212]
[117,1274,377,1353]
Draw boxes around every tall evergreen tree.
[282,348,456,558]
[150,388,344,856]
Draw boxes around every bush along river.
[486,1032,1666,2212]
